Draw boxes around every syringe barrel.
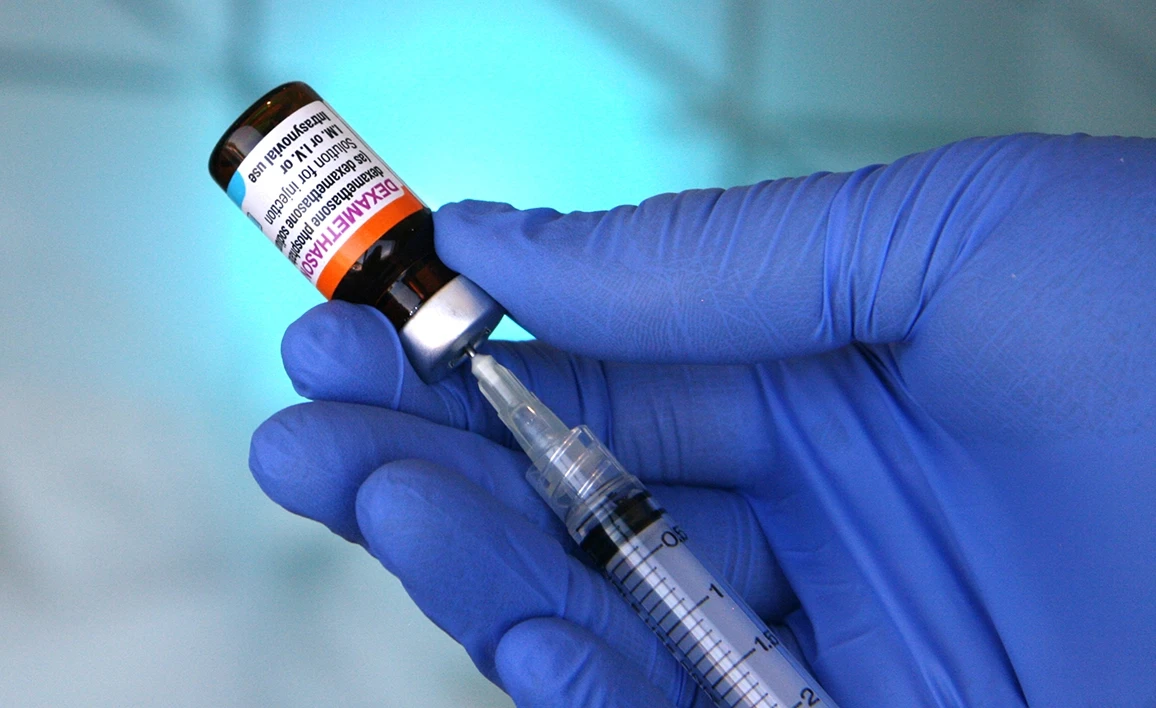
[526,426,837,707]
[595,510,837,708]
[470,354,838,707]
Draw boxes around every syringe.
[470,352,838,708]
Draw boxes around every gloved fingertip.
[248,405,365,544]
[281,301,354,397]
[434,199,522,228]
[354,459,436,565]
[280,300,407,408]
[495,617,674,708]
[493,618,567,702]
[248,407,302,490]
[433,200,564,277]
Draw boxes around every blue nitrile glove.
[249,134,1156,707]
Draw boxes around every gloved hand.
[249,134,1156,707]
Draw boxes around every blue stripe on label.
[227,170,247,206]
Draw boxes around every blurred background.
[1,1,1153,705]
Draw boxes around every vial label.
[227,100,424,297]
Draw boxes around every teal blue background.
[1,2,1153,705]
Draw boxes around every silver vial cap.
[398,275,505,383]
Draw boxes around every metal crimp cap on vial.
[399,275,505,382]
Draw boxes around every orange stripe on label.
[315,191,424,298]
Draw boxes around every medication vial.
[209,81,503,382]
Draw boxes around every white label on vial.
[227,100,424,296]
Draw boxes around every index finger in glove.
[435,136,1052,364]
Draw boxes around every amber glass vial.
[209,82,502,382]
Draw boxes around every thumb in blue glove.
[252,134,1156,706]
